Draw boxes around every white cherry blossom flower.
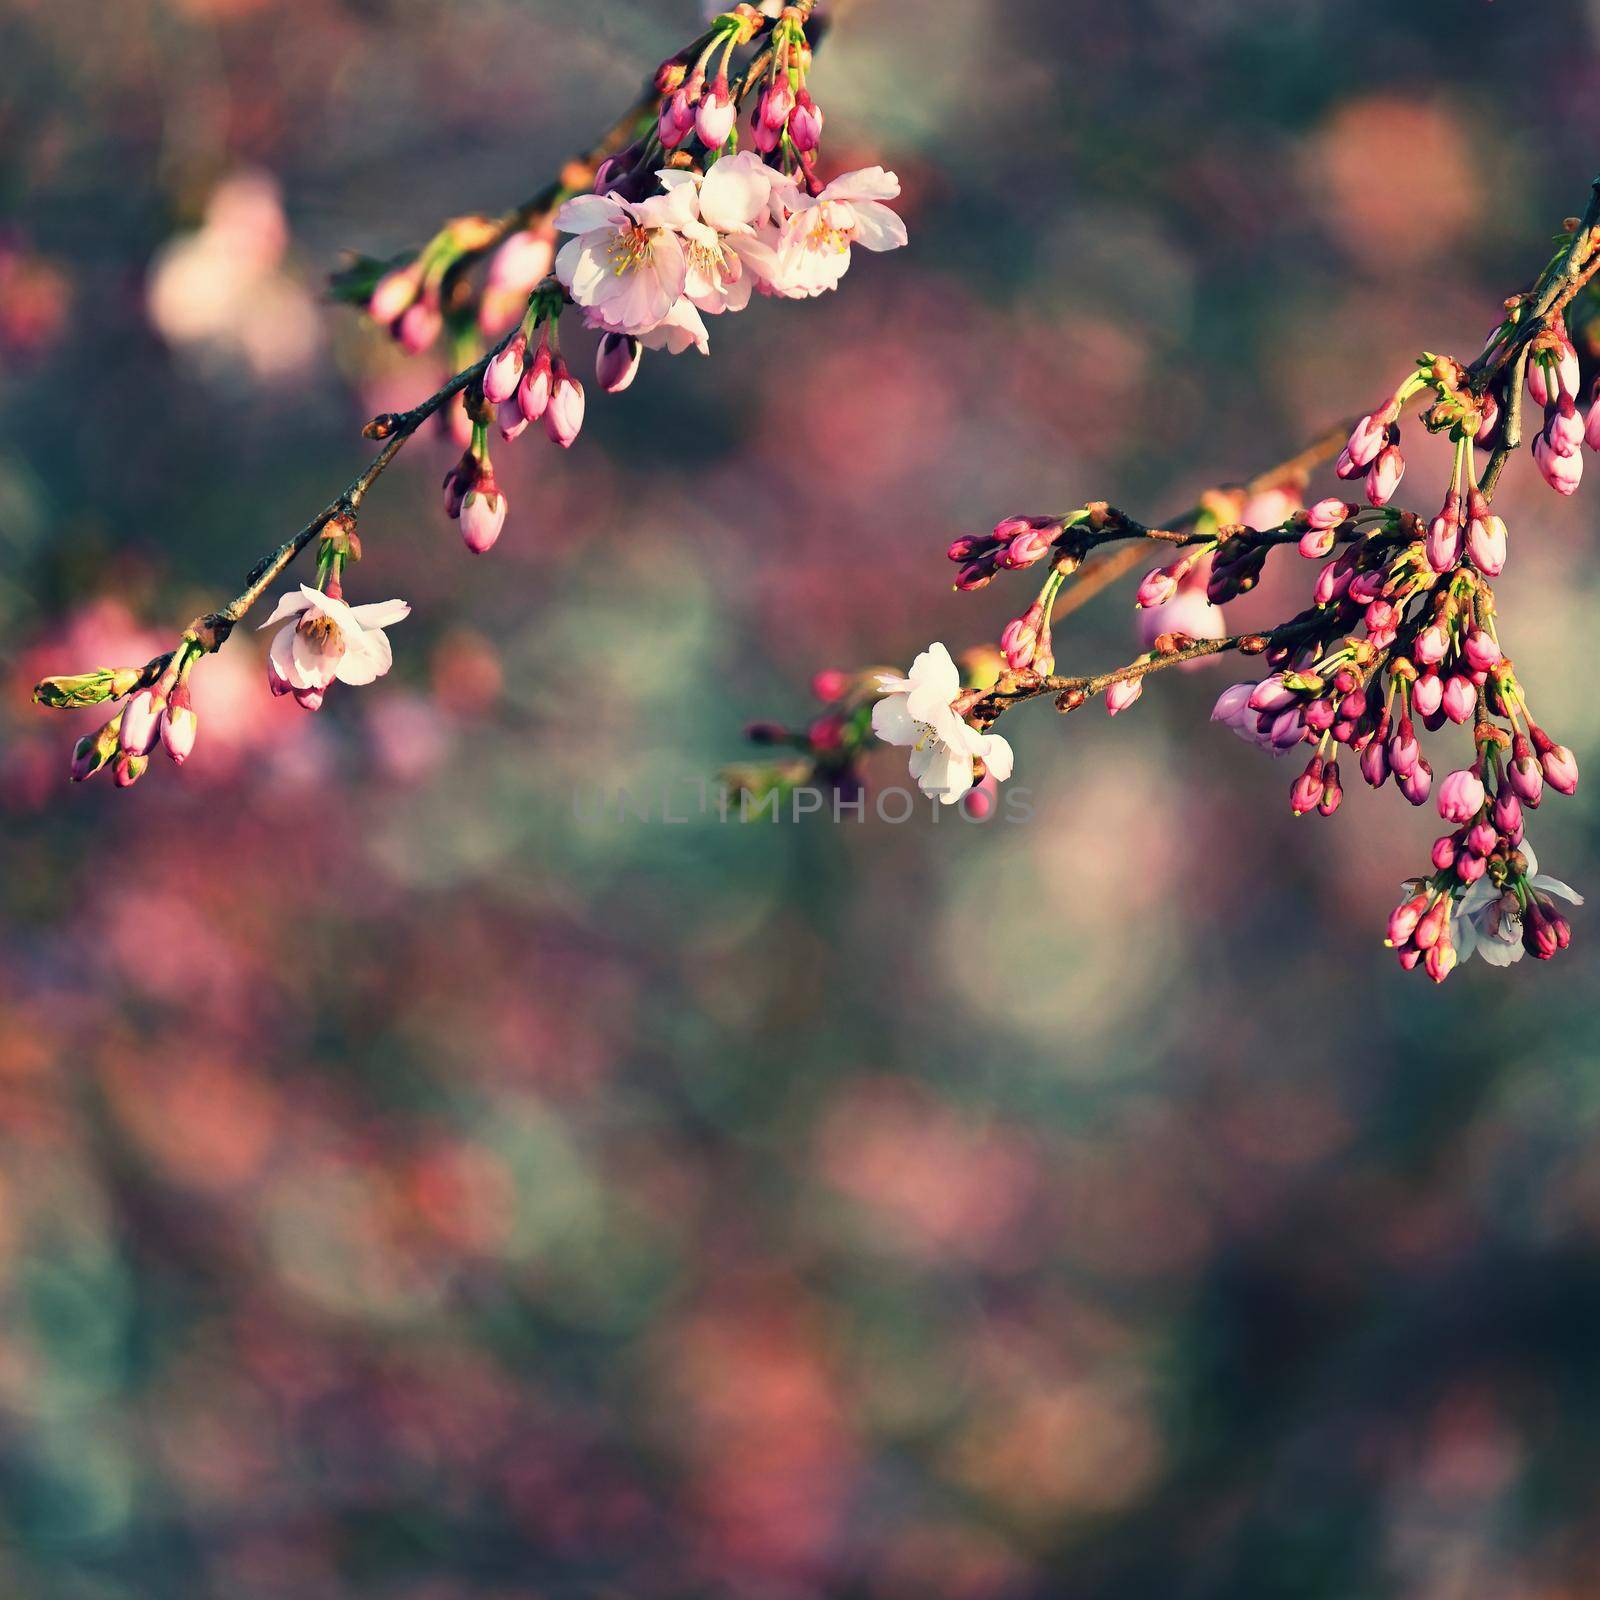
[871,642,1013,805]
[762,167,908,299]
[1448,839,1583,967]
[658,155,781,316]
[554,184,699,337]
[258,585,410,693]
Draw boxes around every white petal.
[870,694,918,747]
[1531,874,1584,905]
[910,742,974,804]
[849,200,909,253]
[971,731,1013,783]
[347,599,412,630]
[269,623,304,688]
[553,194,625,236]
[902,642,961,722]
[698,159,773,234]
[1477,933,1524,967]
[258,590,313,631]
[334,625,392,686]
[821,167,901,204]
[291,625,341,689]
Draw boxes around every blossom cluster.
[33,2,906,787]
[739,220,1600,978]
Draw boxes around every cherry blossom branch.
[745,176,1600,981]
[35,2,904,783]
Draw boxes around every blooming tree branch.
[33,1,904,775]
[742,180,1600,980]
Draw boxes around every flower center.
[298,612,345,654]
[806,207,854,257]
[606,224,654,277]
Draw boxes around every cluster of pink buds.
[947,516,1066,594]
[441,300,588,555]
[36,649,204,789]
[1335,383,1418,507]
[1522,316,1600,495]
[918,272,1600,979]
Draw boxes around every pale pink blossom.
[554,184,698,337]
[761,167,908,299]
[258,586,409,696]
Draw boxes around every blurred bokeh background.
[4,0,1600,1595]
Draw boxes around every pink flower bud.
[1437,767,1486,823]
[946,535,988,563]
[999,618,1038,670]
[1493,790,1523,839]
[1387,893,1428,946]
[595,332,643,394]
[1003,526,1055,569]
[1398,754,1433,806]
[1365,444,1404,507]
[1475,391,1499,446]
[460,487,507,554]
[1313,561,1352,608]
[1462,629,1501,672]
[160,686,197,765]
[70,729,106,781]
[518,344,554,422]
[1105,679,1143,715]
[1425,508,1462,573]
[1549,396,1585,452]
[1387,723,1420,778]
[497,397,528,441]
[1212,682,1254,727]
[1465,514,1507,576]
[1299,525,1336,559]
[1318,764,1344,817]
[1360,737,1390,789]
[1540,741,1579,795]
[544,361,585,447]
[1290,757,1325,816]
[1425,938,1458,983]
[1411,671,1443,718]
[395,299,442,354]
[1345,414,1387,469]
[1465,819,1498,857]
[1136,567,1179,608]
[810,669,851,702]
[790,90,824,152]
[368,266,420,324]
[1413,897,1449,951]
[759,79,796,131]
[1414,624,1450,668]
[658,88,695,148]
[1268,708,1307,751]
[1307,497,1351,532]
[1432,835,1458,871]
[753,116,784,155]
[1441,674,1476,724]
[1509,739,1544,806]
[483,332,527,405]
[1529,902,1574,959]
[119,688,163,755]
[1534,428,1584,495]
[695,80,737,149]
[1248,675,1295,714]
[1303,697,1336,733]
[113,753,148,788]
